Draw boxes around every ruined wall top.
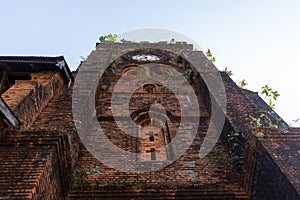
[95,41,195,53]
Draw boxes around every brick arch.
[121,64,143,76]
[149,65,173,76]
[130,107,175,124]
[118,48,198,84]
[142,83,157,93]
[131,106,174,161]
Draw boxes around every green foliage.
[183,68,192,81]
[237,79,248,89]
[223,66,233,76]
[101,84,108,91]
[206,49,216,62]
[249,113,279,129]
[249,115,263,128]
[227,131,244,168]
[261,85,280,109]
[68,119,82,130]
[99,34,118,43]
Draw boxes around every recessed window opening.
[150,148,156,160]
[149,134,154,141]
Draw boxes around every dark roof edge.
[54,56,73,87]
[0,97,21,128]
[0,56,74,87]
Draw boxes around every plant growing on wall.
[227,131,244,170]
[182,68,192,81]
[101,84,108,91]
[206,49,216,62]
[237,79,248,89]
[248,84,280,129]
[99,34,118,43]
[261,84,280,109]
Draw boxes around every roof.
[243,89,289,130]
[257,128,300,196]
[0,56,73,87]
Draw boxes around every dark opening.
[149,134,154,141]
[150,148,156,160]
[143,84,156,93]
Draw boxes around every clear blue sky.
[1,0,299,126]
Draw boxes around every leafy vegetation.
[237,79,248,89]
[206,49,216,62]
[101,84,108,91]
[248,85,280,129]
[99,34,118,43]
[261,85,280,109]
[182,68,192,81]
[227,131,244,169]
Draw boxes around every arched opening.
[143,84,156,93]
[132,108,174,162]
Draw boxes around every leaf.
[206,49,212,57]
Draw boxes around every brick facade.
[0,43,298,199]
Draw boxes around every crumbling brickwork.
[0,44,299,199]
[2,71,65,129]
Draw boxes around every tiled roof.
[259,128,300,195]
[0,56,65,62]
[220,72,261,133]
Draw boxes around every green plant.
[223,66,233,76]
[206,49,216,62]
[249,114,263,128]
[261,85,280,109]
[101,84,108,91]
[182,68,192,81]
[237,79,248,89]
[249,112,278,129]
[68,119,82,130]
[227,131,244,168]
[248,84,280,129]
[99,34,118,43]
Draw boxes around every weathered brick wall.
[1,71,66,129]
[97,93,182,119]
[0,117,7,138]
[30,82,246,198]
[0,131,71,199]
[65,43,250,199]
[242,130,300,200]
[0,145,63,199]
[32,146,63,200]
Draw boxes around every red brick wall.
[242,130,300,199]
[1,71,66,129]
[0,145,63,199]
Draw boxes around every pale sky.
[0,0,299,126]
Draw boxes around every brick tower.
[0,42,299,199]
